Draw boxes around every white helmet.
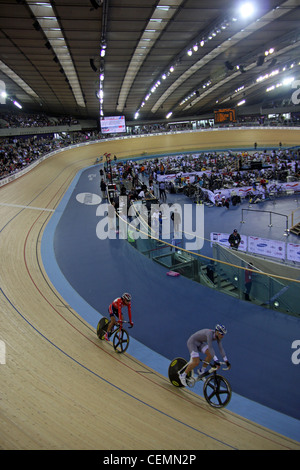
[215,324,227,335]
[122,292,131,302]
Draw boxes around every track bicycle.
[96,316,130,354]
[168,357,232,409]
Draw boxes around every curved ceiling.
[0,0,300,122]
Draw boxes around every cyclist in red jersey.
[104,293,133,341]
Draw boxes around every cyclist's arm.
[127,303,133,325]
[117,298,123,324]
[206,332,217,360]
[217,339,228,362]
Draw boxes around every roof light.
[239,2,255,19]
[13,100,22,109]
[283,77,294,85]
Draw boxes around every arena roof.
[0,0,300,122]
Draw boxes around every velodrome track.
[1,129,300,450]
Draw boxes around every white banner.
[211,233,300,264]
[287,243,300,263]
[248,236,286,260]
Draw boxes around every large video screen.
[100,115,126,134]
[214,108,236,123]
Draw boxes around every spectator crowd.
[0,111,79,128]
[1,108,300,186]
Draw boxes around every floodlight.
[239,2,255,19]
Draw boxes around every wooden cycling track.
[1,129,300,450]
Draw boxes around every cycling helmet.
[122,292,131,302]
[215,324,227,335]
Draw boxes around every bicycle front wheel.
[203,374,232,408]
[113,327,130,353]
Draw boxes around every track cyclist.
[179,324,231,386]
[104,293,133,341]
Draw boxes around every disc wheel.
[203,374,232,408]
[96,317,109,340]
[168,357,189,387]
[112,328,129,353]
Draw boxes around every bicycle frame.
[178,360,230,386]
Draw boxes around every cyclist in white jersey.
[179,324,231,386]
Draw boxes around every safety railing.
[241,208,289,235]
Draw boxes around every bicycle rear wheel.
[96,317,109,340]
[168,357,188,387]
[113,327,129,353]
[203,374,232,408]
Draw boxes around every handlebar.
[209,365,230,372]
[217,361,231,370]
[199,359,231,372]
[115,320,134,329]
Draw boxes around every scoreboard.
[214,108,236,123]
[100,115,126,133]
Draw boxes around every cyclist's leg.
[107,315,117,333]
[185,353,200,375]
[198,345,212,375]
[105,310,118,340]
[179,351,199,385]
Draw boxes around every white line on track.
[0,202,55,212]
[0,340,6,365]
